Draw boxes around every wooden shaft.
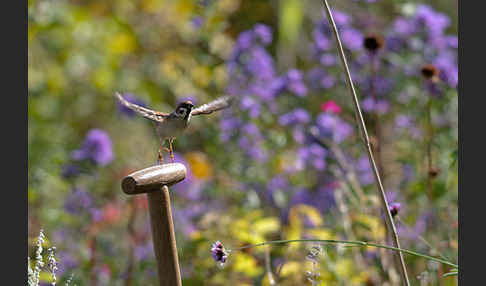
[147,185,182,286]
[122,163,186,195]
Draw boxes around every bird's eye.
[177,107,187,116]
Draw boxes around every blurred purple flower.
[72,129,114,166]
[171,152,203,200]
[90,208,104,223]
[56,251,78,277]
[64,188,93,215]
[219,114,241,142]
[391,18,417,38]
[395,115,413,129]
[297,143,327,171]
[332,10,351,26]
[240,96,261,118]
[356,156,374,186]
[254,24,272,45]
[191,16,204,28]
[315,112,353,143]
[341,28,363,51]
[135,243,154,262]
[320,53,337,66]
[286,69,308,97]
[246,46,276,80]
[61,163,81,179]
[415,4,450,38]
[279,108,311,126]
[288,185,336,216]
[434,52,458,87]
[177,95,199,106]
[361,97,390,115]
[236,30,254,51]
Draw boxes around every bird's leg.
[169,138,175,162]
[157,139,165,165]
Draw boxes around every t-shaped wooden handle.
[122,163,186,286]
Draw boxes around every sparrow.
[114,92,233,163]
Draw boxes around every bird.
[114,92,233,164]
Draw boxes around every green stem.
[233,239,458,268]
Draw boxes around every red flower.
[321,100,342,114]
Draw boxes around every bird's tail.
[114,92,165,122]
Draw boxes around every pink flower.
[320,100,342,114]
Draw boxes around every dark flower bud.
[428,167,440,178]
[363,34,385,53]
[389,202,401,217]
[421,64,440,82]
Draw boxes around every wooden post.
[121,163,186,286]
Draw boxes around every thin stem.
[426,97,433,200]
[233,239,458,268]
[318,0,410,284]
[370,55,385,178]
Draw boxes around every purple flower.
[211,241,228,264]
[315,113,353,143]
[135,243,154,261]
[285,69,307,97]
[191,16,204,28]
[313,29,331,51]
[61,163,81,179]
[332,10,351,26]
[320,54,337,66]
[170,152,202,200]
[240,96,261,118]
[72,129,114,166]
[177,95,199,106]
[395,115,413,129]
[288,185,336,216]
[375,100,390,115]
[389,202,401,217]
[89,208,103,222]
[297,143,327,171]
[434,52,458,87]
[117,93,147,117]
[341,28,363,51]
[254,24,272,45]
[361,97,390,115]
[64,188,93,214]
[361,97,375,112]
[236,30,254,51]
[278,108,311,126]
[56,252,78,277]
[356,156,374,186]
[391,18,417,38]
[415,4,450,38]
[246,46,276,80]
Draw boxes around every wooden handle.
[147,186,182,286]
[122,163,186,195]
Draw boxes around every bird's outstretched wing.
[191,96,234,116]
[114,92,168,122]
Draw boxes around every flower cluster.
[71,129,114,166]
[211,241,228,264]
[387,4,457,87]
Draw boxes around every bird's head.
[174,101,195,120]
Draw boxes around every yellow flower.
[186,152,213,180]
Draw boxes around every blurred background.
[28,0,457,285]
